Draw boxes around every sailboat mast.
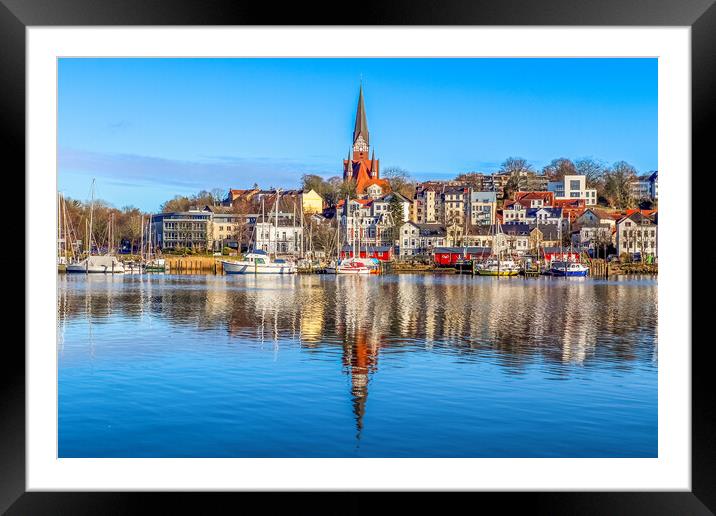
[88,179,96,256]
[275,188,280,257]
[140,214,144,261]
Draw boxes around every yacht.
[66,255,125,274]
[221,250,296,274]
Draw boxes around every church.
[343,85,391,199]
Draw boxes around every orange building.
[343,85,391,198]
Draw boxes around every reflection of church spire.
[342,331,379,441]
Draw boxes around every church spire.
[352,84,369,150]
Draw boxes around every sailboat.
[141,215,166,272]
[476,220,520,276]
[66,180,125,274]
[335,198,370,274]
[221,189,296,274]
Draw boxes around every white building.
[548,174,597,206]
[398,222,448,257]
[615,212,657,260]
[254,221,303,255]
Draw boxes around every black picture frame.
[4,0,711,513]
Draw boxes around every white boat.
[475,220,521,276]
[476,258,521,276]
[67,255,126,273]
[335,257,371,274]
[221,250,296,274]
[65,180,125,274]
[549,261,589,277]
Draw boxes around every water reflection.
[58,273,657,448]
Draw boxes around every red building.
[343,85,391,197]
[340,245,394,262]
[542,247,581,262]
[433,247,492,266]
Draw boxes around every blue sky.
[58,58,657,212]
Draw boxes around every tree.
[193,190,214,208]
[161,195,191,213]
[603,161,637,209]
[338,179,357,200]
[388,195,405,242]
[575,157,606,188]
[502,175,521,201]
[499,157,534,176]
[322,176,343,207]
[542,158,577,181]
[301,174,326,194]
[211,188,226,206]
[382,166,416,199]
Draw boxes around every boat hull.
[476,269,519,276]
[551,270,588,277]
[66,256,125,273]
[66,265,125,273]
[221,260,296,274]
[336,268,371,274]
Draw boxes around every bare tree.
[382,166,416,198]
[542,158,577,181]
[603,161,637,209]
[211,188,226,206]
[575,157,606,188]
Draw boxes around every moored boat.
[549,261,589,277]
[335,257,371,274]
[221,250,296,274]
[67,255,126,273]
[476,258,521,276]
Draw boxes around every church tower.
[343,84,387,197]
[352,84,370,161]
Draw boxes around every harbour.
[58,272,657,458]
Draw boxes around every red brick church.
[343,85,391,198]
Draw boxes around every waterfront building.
[529,224,561,251]
[339,197,394,248]
[209,208,256,252]
[343,85,391,198]
[340,245,394,261]
[615,212,658,259]
[571,224,614,254]
[152,208,212,250]
[397,222,448,258]
[254,217,303,255]
[500,223,532,255]
[433,246,492,266]
[547,174,598,206]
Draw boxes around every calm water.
[58,273,657,458]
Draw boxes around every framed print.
[4,0,713,513]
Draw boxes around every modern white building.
[547,175,597,206]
